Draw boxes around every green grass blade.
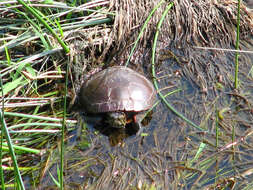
[49,170,60,188]
[4,41,11,65]
[0,75,6,190]
[0,110,25,189]
[16,0,70,53]
[0,77,27,96]
[215,110,219,148]
[55,19,64,38]
[60,54,70,190]
[151,2,205,131]
[125,0,166,66]
[14,7,51,50]
[190,142,206,166]
[234,0,241,89]
[3,111,76,124]
[1,142,41,154]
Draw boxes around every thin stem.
[151,2,205,131]
[0,75,6,190]
[16,0,70,53]
[125,0,166,67]
[60,57,69,190]
[234,0,241,89]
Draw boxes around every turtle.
[79,66,156,130]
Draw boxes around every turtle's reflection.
[91,122,138,146]
[92,110,153,146]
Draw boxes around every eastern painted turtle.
[80,66,156,130]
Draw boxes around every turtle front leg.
[132,114,143,135]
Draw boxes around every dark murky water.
[39,40,253,189]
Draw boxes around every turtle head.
[106,112,127,128]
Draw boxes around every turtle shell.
[80,66,156,113]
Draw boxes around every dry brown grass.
[69,0,253,94]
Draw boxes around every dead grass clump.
[69,0,253,85]
[106,0,253,93]
[109,0,253,54]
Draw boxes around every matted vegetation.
[1,0,253,189]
